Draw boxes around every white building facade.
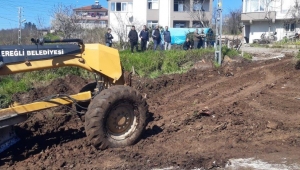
[242,0,300,43]
[107,0,213,41]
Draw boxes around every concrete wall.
[158,0,171,27]
[245,20,300,43]
[133,0,147,24]
[108,4,133,41]
[107,0,213,41]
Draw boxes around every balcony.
[79,15,108,21]
[241,11,276,24]
[79,23,107,29]
[171,11,211,22]
[173,0,210,12]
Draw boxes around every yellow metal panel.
[83,44,122,81]
[0,91,92,117]
[0,55,93,76]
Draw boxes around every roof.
[74,5,108,11]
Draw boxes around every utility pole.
[214,0,223,65]
[18,7,26,45]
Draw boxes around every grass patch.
[296,51,300,60]
[222,46,240,57]
[120,48,214,78]
[250,43,269,48]
[243,52,253,60]
[295,51,300,70]
[0,67,92,108]
[0,76,30,107]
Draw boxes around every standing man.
[160,27,165,50]
[105,28,113,47]
[163,26,171,50]
[139,25,149,52]
[193,29,201,49]
[198,28,205,48]
[201,29,206,48]
[152,25,161,51]
[128,25,139,53]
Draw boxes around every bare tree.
[50,3,82,39]
[0,29,18,45]
[185,0,210,27]
[211,6,218,27]
[81,28,107,44]
[110,12,142,49]
[223,9,241,35]
[287,1,300,24]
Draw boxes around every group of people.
[105,25,171,53]
[105,26,205,52]
[127,25,172,53]
[183,28,206,51]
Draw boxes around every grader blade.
[0,126,20,153]
[0,114,27,153]
[0,91,92,154]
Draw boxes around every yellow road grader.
[0,39,148,153]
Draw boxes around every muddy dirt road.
[1,54,300,169]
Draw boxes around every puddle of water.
[152,158,300,170]
[224,158,300,170]
[252,54,285,61]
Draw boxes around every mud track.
[1,55,300,169]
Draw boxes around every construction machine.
[0,38,148,153]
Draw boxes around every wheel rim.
[106,102,137,140]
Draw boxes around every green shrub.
[296,51,300,59]
[222,46,240,57]
[243,52,253,60]
[120,48,215,77]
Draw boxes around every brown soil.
[1,56,300,169]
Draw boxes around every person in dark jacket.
[128,25,139,53]
[163,26,171,50]
[105,28,113,47]
[152,25,161,51]
[183,38,192,50]
[139,25,149,52]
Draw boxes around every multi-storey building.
[241,0,299,43]
[74,1,108,29]
[107,0,213,41]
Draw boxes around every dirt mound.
[11,75,89,114]
[12,75,89,104]
[1,56,300,169]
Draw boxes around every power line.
[0,16,18,22]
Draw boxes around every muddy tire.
[84,85,148,150]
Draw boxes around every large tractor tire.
[84,85,148,150]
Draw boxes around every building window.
[291,23,295,31]
[173,21,188,28]
[193,1,203,11]
[147,20,158,29]
[174,0,187,12]
[116,3,122,11]
[111,2,130,12]
[285,23,296,32]
[121,2,127,11]
[148,0,158,9]
[111,2,116,11]
[128,2,133,12]
[245,0,271,12]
